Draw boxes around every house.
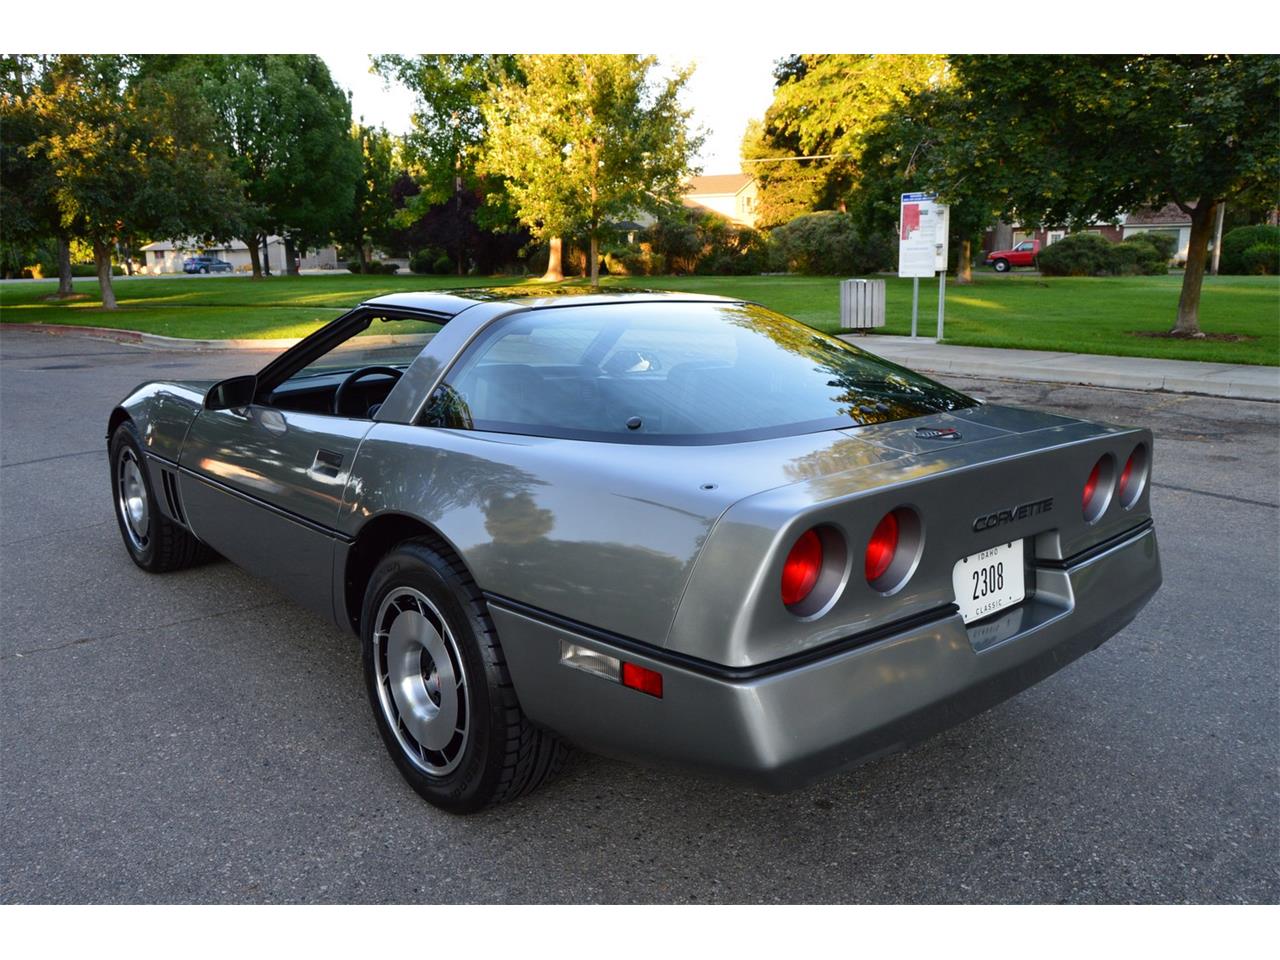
[985,220,1121,255]
[1120,203,1194,263]
[983,203,1198,263]
[139,236,340,274]
[682,173,759,229]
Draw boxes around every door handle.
[311,449,344,478]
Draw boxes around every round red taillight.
[865,511,900,583]
[1083,460,1101,510]
[1082,454,1115,523]
[781,529,823,607]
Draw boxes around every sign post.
[898,192,949,339]
[911,277,919,338]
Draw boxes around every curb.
[843,336,1280,403]
[3,322,303,350]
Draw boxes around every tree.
[373,55,521,274]
[941,55,1280,335]
[24,55,243,308]
[148,55,359,277]
[746,54,946,227]
[1,55,73,293]
[852,83,1002,284]
[343,123,400,272]
[479,54,703,286]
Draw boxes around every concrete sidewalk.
[842,334,1280,402]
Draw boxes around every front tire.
[109,421,211,572]
[361,538,567,813]
[992,258,1010,273]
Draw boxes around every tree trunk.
[284,234,299,276]
[540,237,564,283]
[1172,199,1214,337]
[93,238,117,310]
[56,235,73,297]
[955,237,973,285]
[589,233,601,288]
[246,236,262,278]
[261,233,272,276]
[361,240,373,274]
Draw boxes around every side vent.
[160,468,187,526]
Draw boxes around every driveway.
[1,327,1276,904]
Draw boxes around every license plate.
[953,540,1026,624]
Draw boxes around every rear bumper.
[493,523,1161,791]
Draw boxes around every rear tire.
[109,420,212,572]
[361,538,567,813]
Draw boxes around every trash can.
[839,278,886,331]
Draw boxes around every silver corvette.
[107,289,1162,812]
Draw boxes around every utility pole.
[1210,202,1225,276]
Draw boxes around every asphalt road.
[1,327,1276,904]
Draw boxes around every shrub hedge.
[768,211,894,276]
[1037,232,1169,277]
[1220,225,1280,275]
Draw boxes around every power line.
[741,153,856,164]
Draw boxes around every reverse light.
[865,511,899,583]
[781,528,823,607]
[1118,444,1148,509]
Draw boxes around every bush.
[410,247,451,274]
[1219,225,1280,274]
[346,259,362,273]
[1131,231,1178,261]
[1036,232,1116,276]
[1239,241,1280,276]
[768,211,894,275]
[1113,236,1170,275]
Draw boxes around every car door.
[178,404,371,620]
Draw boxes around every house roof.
[684,173,753,197]
[1124,203,1191,227]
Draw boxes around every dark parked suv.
[183,255,234,274]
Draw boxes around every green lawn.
[2,271,1277,364]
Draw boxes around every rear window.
[420,301,975,444]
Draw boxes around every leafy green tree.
[372,55,517,206]
[23,55,243,308]
[939,55,1280,334]
[146,55,360,277]
[343,123,401,272]
[479,54,703,285]
[1,55,75,292]
[746,54,946,228]
[852,83,1001,283]
[372,55,520,273]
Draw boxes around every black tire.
[200,266,209,274]
[109,420,213,573]
[360,538,567,813]
[992,258,1010,273]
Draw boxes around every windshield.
[420,301,975,444]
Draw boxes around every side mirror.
[204,374,258,411]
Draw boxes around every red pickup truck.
[985,239,1040,272]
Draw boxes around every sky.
[324,53,783,176]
